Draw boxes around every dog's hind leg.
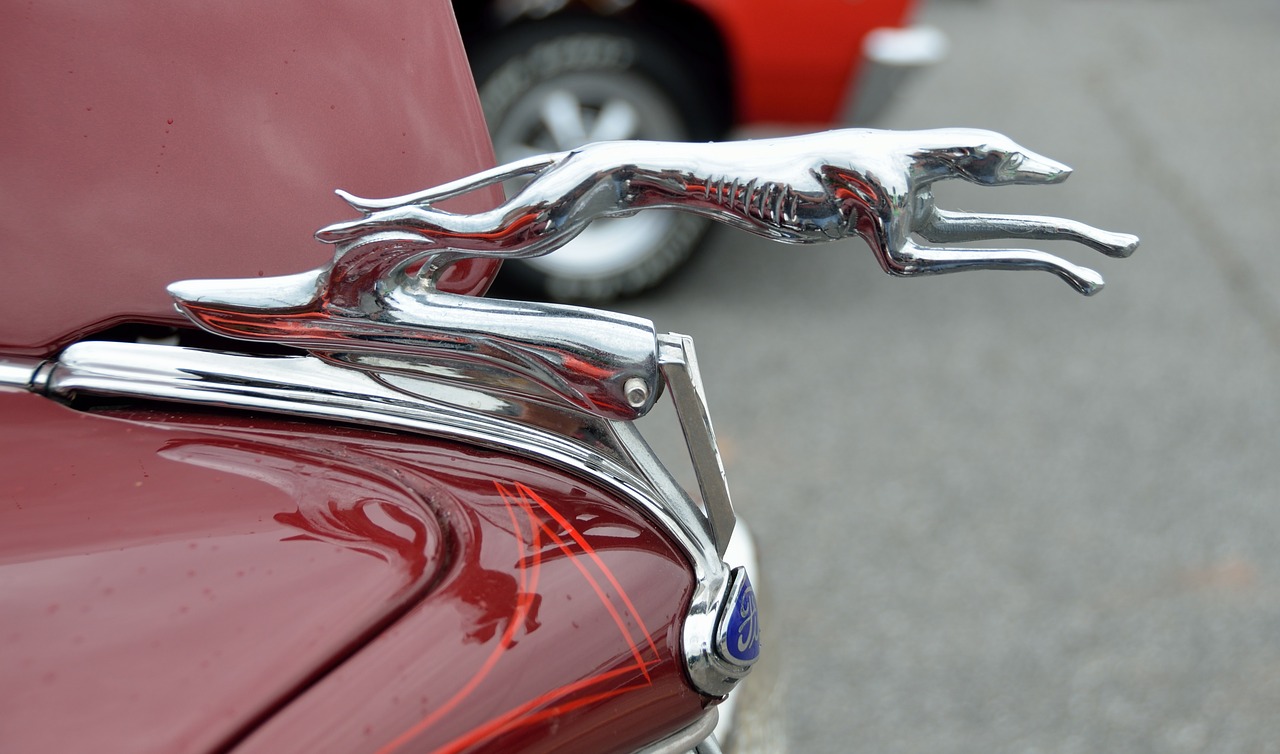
[918,208,1138,258]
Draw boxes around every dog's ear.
[932,144,980,168]
[936,144,991,181]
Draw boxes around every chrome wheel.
[473,23,714,301]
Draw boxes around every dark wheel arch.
[456,1,734,136]
[460,11,728,301]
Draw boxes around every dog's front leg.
[885,238,1107,296]
[917,207,1139,259]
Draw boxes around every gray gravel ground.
[615,0,1280,751]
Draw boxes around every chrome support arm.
[0,356,44,390]
[659,333,735,559]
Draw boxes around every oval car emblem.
[716,567,761,667]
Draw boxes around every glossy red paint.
[0,392,704,752]
[0,392,445,751]
[686,0,922,124]
[234,450,706,754]
[0,0,501,358]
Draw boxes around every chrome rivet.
[624,377,649,409]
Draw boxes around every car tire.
[469,18,718,302]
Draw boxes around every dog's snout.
[1017,151,1073,183]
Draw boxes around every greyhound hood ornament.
[315,127,1137,295]
[170,127,1138,424]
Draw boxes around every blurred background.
[476,0,1280,750]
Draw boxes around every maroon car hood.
[1,0,500,358]
[0,392,449,751]
[0,393,704,753]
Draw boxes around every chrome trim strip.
[43,341,714,561]
[845,26,946,123]
[633,708,718,754]
[863,25,948,67]
[0,356,43,390]
[659,333,735,559]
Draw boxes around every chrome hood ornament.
[169,127,1137,419]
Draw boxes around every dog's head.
[936,129,1073,186]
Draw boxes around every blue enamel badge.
[718,568,761,666]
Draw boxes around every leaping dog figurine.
[317,127,1137,296]
[170,128,1138,421]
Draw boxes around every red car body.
[679,0,929,125]
[457,0,933,130]
[2,1,723,751]
[452,0,939,301]
[3,397,703,752]
[2,0,499,356]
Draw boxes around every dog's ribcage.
[700,175,805,227]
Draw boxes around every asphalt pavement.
[615,1,1280,751]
